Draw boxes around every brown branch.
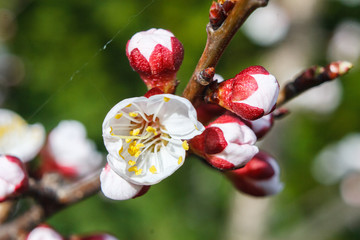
[182,0,269,105]
[0,169,101,240]
[0,204,44,240]
[276,61,353,107]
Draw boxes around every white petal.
[100,165,143,200]
[150,94,204,139]
[127,28,174,61]
[235,74,279,114]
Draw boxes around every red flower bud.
[126,28,184,93]
[190,112,258,170]
[206,66,279,121]
[225,151,283,197]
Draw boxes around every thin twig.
[0,169,101,240]
[182,0,269,105]
[276,61,353,107]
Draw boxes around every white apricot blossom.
[102,94,204,195]
[0,109,45,162]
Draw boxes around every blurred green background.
[1,0,360,239]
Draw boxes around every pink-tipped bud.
[190,112,258,170]
[225,151,283,197]
[0,155,28,202]
[126,28,184,93]
[26,224,64,240]
[206,66,279,120]
[77,233,119,240]
[244,113,274,139]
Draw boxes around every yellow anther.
[182,140,189,151]
[149,165,157,174]
[135,151,141,158]
[164,97,170,102]
[130,128,140,136]
[128,166,138,172]
[126,138,132,143]
[128,160,136,166]
[115,113,123,119]
[129,112,138,117]
[194,124,199,131]
[137,143,145,148]
[118,147,125,160]
[125,104,132,108]
[135,169,143,175]
[146,126,158,135]
[110,127,114,135]
[178,156,183,165]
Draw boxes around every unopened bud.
[126,28,184,93]
[190,112,258,170]
[244,114,274,139]
[26,224,64,240]
[206,66,279,121]
[225,151,283,197]
[0,155,28,202]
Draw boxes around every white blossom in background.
[42,120,103,178]
[327,20,360,63]
[242,2,290,46]
[312,133,360,185]
[101,94,204,200]
[26,225,64,240]
[0,109,45,162]
[0,155,28,202]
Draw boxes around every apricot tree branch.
[0,170,101,240]
[276,61,353,107]
[182,0,269,105]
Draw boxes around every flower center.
[109,100,188,176]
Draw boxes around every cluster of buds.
[26,224,118,240]
[99,28,283,200]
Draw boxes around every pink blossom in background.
[41,120,103,178]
